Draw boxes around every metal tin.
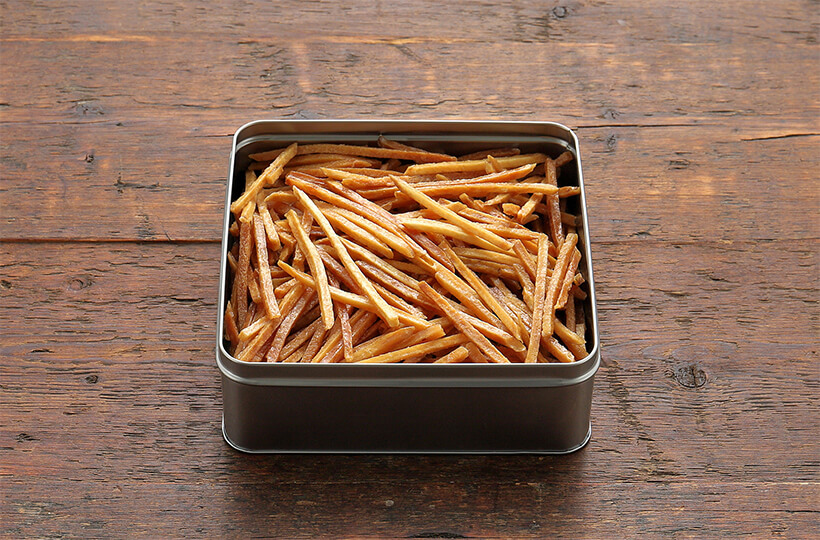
[216,120,600,453]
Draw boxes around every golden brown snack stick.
[546,336,575,363]
[327,206,414,257]
[556,248,582,309]
[253,215,282,323]
[278,262,428,329]
[232,143,297,214]
[401,218,510,253]
[433,345,470,364]
[452,247,520,266]
[316,310,379,364]
[232,220,253,329]
[405,153,546,175]
[302,321,328,363]
[565,293,576,333]
[441,241,523,343]
[339,239,421,289]
[392,177,513,251]
[411,182,558,199]
[376,135,435,155]
[337,295,353,361]
[525,237,551,363]
[266,286,314,362]
[280,318,323,360]
[319,206,394,258]
[542,233,578,338]
[256,194,282,250]
[285,210,334,330]
[292,186,400,327]
[350,326,420,362]
[224,303,240,350]
[543,157,564,247]
[251,143,455,163]
[357,333,468,364]
[419,282,510,364]
[458,147,521,160]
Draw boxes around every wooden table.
[2,1,818,537]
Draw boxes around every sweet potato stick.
[419,282,510,363]
[391,177,512,251]
[252,143,455,163]
[542,233,578,338]
[302,321,328,363]
[526,236,551,363]
[236,322,277,363]
[292,186,400,327]
[357,334,468,364]
[433,345,470,364]
[286,210,334,330]
[224,303,240,349]
[327,206,414,257]
[441,241,523,343]
[405,153,547,175]
[377,135,436,155]
[459,147,521,160]
[512,240,538,281]
[252,215,282,323]
[350,326,419,362]
[339,238,421,289]
[232,143,297,214]
[266,286,313,362]
[319,206,394,258]
[256,194,281,250]
[317,248,359,292]
[412,182,558,198]
[546,336,575,363]
[280,318,323,360]
[401,218,510,252]
[232,219,253,329]
[316,310,378,363]
[556,248,582,310]
[565,294,576,332]
[338,295,353,361]
[451,247,520,266]
[278,262,427,329]
[542,157,564,247]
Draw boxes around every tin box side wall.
[222,373,594,453]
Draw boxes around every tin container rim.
[216,119,600,386]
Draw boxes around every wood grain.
[1,0,818,537]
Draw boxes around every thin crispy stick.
[302,321,328,363]
[317,248,360,292]
[253,215,282,322]
[542,157,564,247]
[326,206,414,257]
[565,293,577,332]
[286,210,334,330]
[542,233,578,338]
[459,147,521,160]
[556,248,582,309]
[251,143,455,163]
[546,336,575,363]
[377,135,436,155]
[357,334,468,364]
[419,282,510,364]
[266,286,313,362]
[319,206,394,258]
[372,281,427,320]
[349,326,422,362]
[331,275,354,361]
[278,261,428,329]
[358,260,431,310]
[256,193,281,250]
[452,247,520,266]
[408,182,558,198]
[232,143,297,214]
[433,345,470,364]
[339,239,421,289]
[441,241,523,343]
[237,322,277,362]
[526,236,551,363]
[352,323,446,363]
[316,310,379,363]
[391,177,512,251]
[292,186,400,327]
[280,318,323,360]
[233,220,253,329]
[405,153,546,175]
[247,271,261,304]
[400,218,512,252]
[512,240,539,281]
[224,303,240,350]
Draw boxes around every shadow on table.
[218,450,590,536]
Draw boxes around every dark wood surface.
[2,1,818,537]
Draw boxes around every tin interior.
[217,120,599,385]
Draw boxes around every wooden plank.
[3,479,817,538]
[0,122,817,241]
[1,242,816,488]
[0,36,817,127]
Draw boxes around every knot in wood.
[673,364,707,388]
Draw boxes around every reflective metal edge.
[221,417,592,455]
[215,120,600,388]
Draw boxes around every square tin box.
[216,120,600,453]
